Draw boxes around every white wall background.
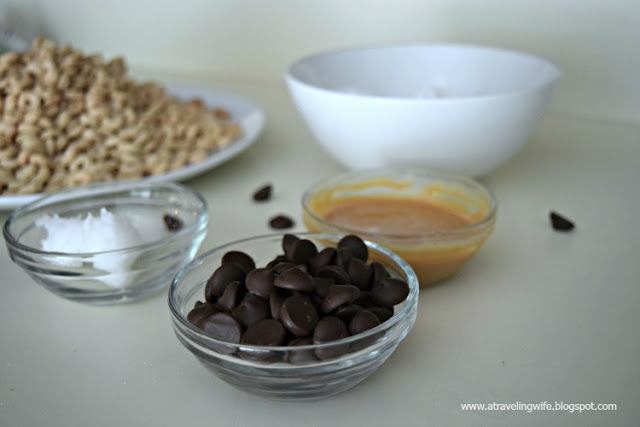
[1,0,639,124]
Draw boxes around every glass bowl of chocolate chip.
[168,232,419,400]
[3,180,208,305]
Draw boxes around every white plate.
[0,83,265,210]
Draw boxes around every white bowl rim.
[3,180,208,257]
[284,42,561,102]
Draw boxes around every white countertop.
[1,78,638,427]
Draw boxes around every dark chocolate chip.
[371,278,410,308]
[367,306,394,323]
[308,247,337,275]
[187,301,221,329]
[348,310,381,335]
[231,295,270,329]
[369,262,391,288]
[245,267,274,299]
[274,268,315,292]
[240,319,286,346]
[550,211,575,232]
[316,265,351,285]
[163,214,183,231]
[334,304,361,323]
[313,276,333,298]
[353,291,373,306]
[348,258,372,290]
[204,263,246,301]
[321,284,360,313]
[338,234,368,262]
[334,248,353,271]
[269,289,285,320]
[286,337,318,364]
[280,295,320,336]
[282,234,300,259]
[269,215,295,229]
[221,251,256,275]
[313,316,350,360]
[217,280,245,312]
[252,184,272,202]
[202,312,243,344]
[287,239,318,265]
[266,255,287,269]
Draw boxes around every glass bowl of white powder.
[3,180,208,305]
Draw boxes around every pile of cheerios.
[0,38,242,195]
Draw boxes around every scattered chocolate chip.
[269,215,295,230]
[252,184,273,202]
[371,278,410,308]
[163,214,183,231]
[550,211,575,232]
[280,295,320,336]
[338,234,368,262]
[221,251,256,275]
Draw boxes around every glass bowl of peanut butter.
[302,167,496,287]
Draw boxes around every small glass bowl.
[3,181,208,305]
[168,233,419,400]
[302,167,497,287]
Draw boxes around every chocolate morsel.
[313,316,350,360]
[348,258,372,290]
[252,184,272,202]
[221,251,256,275]
[367,306,394,323]
[334,248,353,271]
[202,313,243,344]
[217,280,245,312]
[316,265,351,285]
[187,301,221,329]
[274,267,315,292]
[313,276,333,298]
[163,214,183,231]
[266,255,287,269]
[269,289,285,320]
[286,337,318,364]
[550,211,575,232]
[308,247,337,274]
[231,295,270,329]
[280,295,320,336]
[338,234,368,262]
[245,267,274,299]
[282,234,300,259]
[348,310,381,335]
[205,263,246,301]
[369,261,391,288]
[371,278,410,308]
[353,291,373,306]
[287,239,318,265]
[321,284,360,313]
[269,215,295,230]
[334,304,361,323]
[273,262,309,275]
[240,319,286,346]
